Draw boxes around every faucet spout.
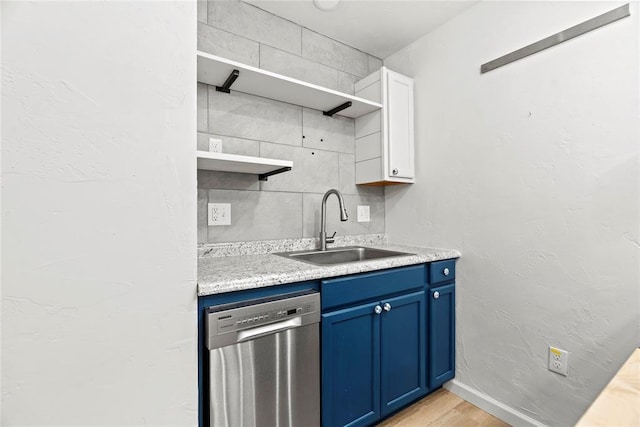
[320,189,348,251]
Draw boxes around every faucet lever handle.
[326,231,337,244]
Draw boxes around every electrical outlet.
[357,205,370,222]
[208,203,231,226]
[209,137,223,153]
[548,346,569,376]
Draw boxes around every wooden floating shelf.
[197,51,383,119]
[196,151,293,181]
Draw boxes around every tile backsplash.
[197,0,385,244]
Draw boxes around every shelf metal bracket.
[258,166,292,181]
[216,69,240,93]
[323,101,352,117]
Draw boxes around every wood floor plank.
[376,389,511,427]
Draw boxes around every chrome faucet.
[319,189,348,251]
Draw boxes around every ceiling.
[243,0,479,59]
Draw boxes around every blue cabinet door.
[322,301,381,427]
[428,283,455,388]
[380,290,427,417]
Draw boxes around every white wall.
[0,1,3,423]
[385,1,639,425]
[1,2,197,425]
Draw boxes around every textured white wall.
[1,2,197,425]
[384,1,639,425]
[0,1,3,423]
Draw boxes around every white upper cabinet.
[354,67,415,185]
[387,71,415,180]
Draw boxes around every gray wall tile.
[208,89,302,146]
[338,153,384,197]
[197,132,260,156]
[302,108,354,154]
[208,0,301,55]
[197,2,387,244]
[197,133,209,152]
[207,190,302,242]
[198,189,208,244]
[259,142,339,193]
[302,193,385,238]
[338,153,357,195]
[198,23,259,67]
[367,55,383,74]
[337,71,357,95]
[198,170,260,191]
[197,83,208,132]
[302,29,368,77]
[260,45,338,90]
[198,0,207,23]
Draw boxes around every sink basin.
[276,246,413,266]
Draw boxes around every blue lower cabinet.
[380,291,427,417]
[322,290,426,427]
[321,262,456,426]
[322,301,381,427]
[428,283,456,388]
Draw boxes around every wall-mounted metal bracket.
[323,101,352,117]
[480,3,630,74]
[258,166,292,181]
[216,69,240,93]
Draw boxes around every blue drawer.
[429,259,456,285]
[322,264,427,311]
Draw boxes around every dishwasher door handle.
[237,317,303,343]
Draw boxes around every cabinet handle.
[443,268,450,276]
[433,291,440,299]
[374,305,383,314]
[383,303,392,312]
[392,168,399,175]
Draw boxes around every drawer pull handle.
[374,305,383,314]
[443,267,450,276]
[433,291,440,299]
[383,303,392,312]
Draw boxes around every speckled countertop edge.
[198,242,461,297]
[198,234,387,258]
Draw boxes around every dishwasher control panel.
[217,303,314,333]
[206,291,320,350]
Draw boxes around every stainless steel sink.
[276,246,413,266]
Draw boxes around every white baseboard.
[444,379,545,427]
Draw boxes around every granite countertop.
[198,238,460,296]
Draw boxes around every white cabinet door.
[386,70,414,180]
[354,67,414,185]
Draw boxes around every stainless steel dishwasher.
[206,290,320,427]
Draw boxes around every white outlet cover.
[209,137,222,153]
[208,203,231,226]
[357,205,370,222]
[548,346,569,376]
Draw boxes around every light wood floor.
[377,389,510,427]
